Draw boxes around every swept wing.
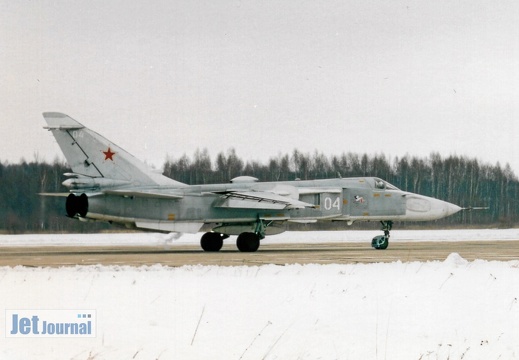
[213,190,316,210]
[103,189,184,200]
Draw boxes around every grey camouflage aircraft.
[42,112,462,252]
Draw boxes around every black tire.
[200,232,224,252]
[236,232,260,252]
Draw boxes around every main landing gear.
[200,218,270,253]
[371,221,393,250]
[200,231,262,252]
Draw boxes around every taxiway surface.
[1,241,518,267]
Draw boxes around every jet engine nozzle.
[66,193,89,218]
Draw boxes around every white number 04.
[324,196,341,211]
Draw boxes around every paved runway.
[1,240,518,267]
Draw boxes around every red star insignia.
[102,147,116,161]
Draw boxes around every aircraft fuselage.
[43,112,462,252]
[71,177,460,235]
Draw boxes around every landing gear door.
[320,192,342,217]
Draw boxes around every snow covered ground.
[2,228,519,247]
[1,230,518,359]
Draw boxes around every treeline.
[164,149,519,226]
[0,160,110,233]
[1,150,518,233]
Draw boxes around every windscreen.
[372,178,400,191]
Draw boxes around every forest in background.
[1,149,518,234]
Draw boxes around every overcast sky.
[2,1,518,174]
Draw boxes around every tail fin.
[43,112,186,187]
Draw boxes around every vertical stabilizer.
[43,112,186,187]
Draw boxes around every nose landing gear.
[371,221,393,250]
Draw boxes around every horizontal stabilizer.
[214,190,315,210]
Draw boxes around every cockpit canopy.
[370,177,400,191]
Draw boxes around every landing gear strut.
[371,221,393,250]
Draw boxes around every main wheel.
[236,232,260,252]
[371,235,389,250]
[200,232,224,252]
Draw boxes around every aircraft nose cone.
[429,198,462,219]
[444,201,462,217]
[405,195,462,221]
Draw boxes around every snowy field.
[2,228,519,247]
[0,230,518,359]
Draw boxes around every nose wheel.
[371,221,393,250]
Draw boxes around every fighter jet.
[42,112,462,252]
